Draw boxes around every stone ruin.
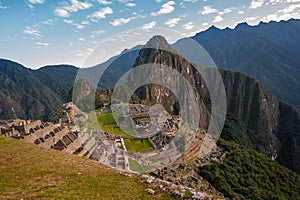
[0,103,96,158]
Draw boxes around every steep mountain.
[220,70,279,154]
[33,65,78,102]
[130,35,209,128]
[192,19,300,109]
[0,59,63,120]
[130,36,300,174]
[219,70,300,173]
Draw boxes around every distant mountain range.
[0,19,300,175]
[192,19,300,110]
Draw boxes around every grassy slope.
[0,137,172,199]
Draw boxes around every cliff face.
[220,70,280,153]
[131,36,300,174]
[131,36,209,128]
[276,102,300,173]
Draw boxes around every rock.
[147,188,155,195]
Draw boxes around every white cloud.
[63,19,74,24]
[78,37,85,41]
[219,7,235,15]
[245,17,258,21]
[98,0,112,5]
[199,6,218,15]
[54,8,70,17]
[183,0,198,2]
[35,42,49,47]
[110,15,139,26]
[76,24,85,29]
[183,21,194,30]
[261,13,278,21]
[88,7,113,20]
[202,22,208,26]
[164,17,181,27]
[269,0,300,4]
[24,26,42,37]
[90,30,106,38]
[278,4,300,14]
[213,15,223,23]
[269,0,282,4]
[40,19,54,25]
[54,0,93,18]
[151,1,176,16]
[0,1,8,9]
[126,3,136,7]
[141,21,156,29]
[249,0,264,9]
[0,5,7,9]
[64,0,93,12]
[81,21,90,25]
[28,0,45,4]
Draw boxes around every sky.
[0,0,299,69]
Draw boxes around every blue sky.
[0,0,299,69]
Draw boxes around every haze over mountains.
[0,19,300,175]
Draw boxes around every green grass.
[97,113,115,123]
[124,138,154,153]
[128,158,153,173]
[97,113,134,136]
[0,136,172,199]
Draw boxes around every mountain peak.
[144,35,171,50]
[235,22,250,28]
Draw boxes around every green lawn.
[97,113,134,136]
[0,136,172,199]
[124,138,154,153]
[97,113,115,123]
[128,158,153,173]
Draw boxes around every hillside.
[0,136,171,199]
[192,19,300,109]
[198,139,300,199]
[33,65,78,102]
[0,59,63,121]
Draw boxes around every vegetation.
[124,138,154,153]
[97,113,131,136]
[49,106,68,123]
[221,115,251,147]
[128,158,153,173]
[0,59,64,120]
[0,136,171,199]
[197,139,300,199]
